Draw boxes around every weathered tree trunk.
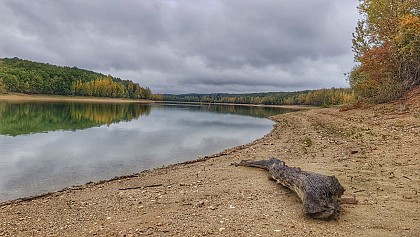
[236,158,345,220]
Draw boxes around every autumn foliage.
[351,0,420,103]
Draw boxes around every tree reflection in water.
[0,102,151,136]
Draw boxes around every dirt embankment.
[0,88,419,236]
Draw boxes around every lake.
[0,101,292,202]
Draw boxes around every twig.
[119,184,162,191]
[403,176,412,180]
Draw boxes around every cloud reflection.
[0,104,274,201]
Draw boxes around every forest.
[162,88,355,106]
[350,0,419,103]
[0,57,152,99]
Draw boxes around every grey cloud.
[0,0,358,93]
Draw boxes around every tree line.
[162,88,355,106]
[0,57,153,99]
[351,0,419,103]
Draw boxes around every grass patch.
[302,137,313,147]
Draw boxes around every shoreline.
[0,89,419,236]
[154,100,317,110]
[0,112,273,205]
[0,93,153,104]
[0,93,316,109]
[0,137,259,206]
[0,95,280,204]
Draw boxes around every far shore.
[0,93,153,104]
[154,100,317,110]
[0,93,317,109]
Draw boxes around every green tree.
[0,78,6,93]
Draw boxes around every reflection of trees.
[185,104,294,118]
[69,103,150,125]
[0,102,151,136]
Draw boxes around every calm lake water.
[0,101,292,201]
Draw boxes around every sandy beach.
[0,89,419,236]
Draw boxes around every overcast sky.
[0,0,359,94]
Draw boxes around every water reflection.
[160,102,295,118]
[0,101,288,201]
[0,102,151,136]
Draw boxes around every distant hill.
[0,57,152,99]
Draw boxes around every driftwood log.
[236,158,345,220]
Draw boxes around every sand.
[0,89,419,236]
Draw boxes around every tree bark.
[236,158,345,220]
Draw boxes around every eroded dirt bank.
[1,89,419,236]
